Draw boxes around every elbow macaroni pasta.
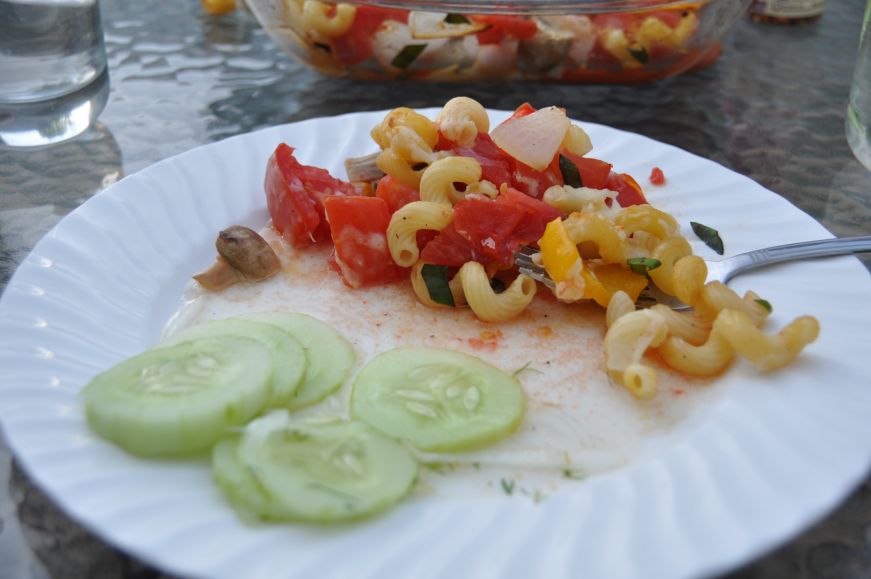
[387,201,453,267]
[457,262,537,322]
[360,98,819,400]
[300,1,356,38]
[436,97,490,147]
[419,156,483,205]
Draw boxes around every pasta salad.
[263,97,820,400]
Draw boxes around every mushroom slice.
[194,226,280,291]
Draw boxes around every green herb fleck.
[421,264,455,307]
[423,461,457,475]
[690,221,725,255]
[472,462,481,470]
[500,478,515,495]
[627,256,662,276]
[628,45,649,64]
[391,44,427,70]
[444,13,471,24]
[563,468,586,480]
[755,298,773,313]
[559,154,583,188]
[512,361,543,378]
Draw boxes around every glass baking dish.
[246,0,751,83]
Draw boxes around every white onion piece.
[408,11,487,39]
[490,106,571,171]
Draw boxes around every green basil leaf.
[626,256,662,276]
[420,264,455,307]
[690,221,725,255]
[559,154,583,188]
[628,45,649,64]
[444,13,471,24]
[391,44,427,70]
[755,298,773,313]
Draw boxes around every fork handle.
[721,235,871,283]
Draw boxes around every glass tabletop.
[1,1,869,577]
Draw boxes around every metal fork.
[515,235,871,310]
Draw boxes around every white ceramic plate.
[1,110,870,579]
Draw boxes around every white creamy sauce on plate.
[165,227,725,501]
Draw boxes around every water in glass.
[0,0,107,103]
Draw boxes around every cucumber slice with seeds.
[240,312,355,409]
[163,318,306,406]
[212,411,418,523]
[83,336,272,457]
[351,348,525,452]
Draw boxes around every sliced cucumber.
[162,318,305,406]
[212,411,418,523]
[239,312,355,409]
[351,348,525,452]
[83,336,272,457]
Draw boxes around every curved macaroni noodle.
[604,309,668,399]
[301,1,356,38]
[387,202,453,267]
[419,156,483,205]
[437,97,490,147]
[457,262,537,322]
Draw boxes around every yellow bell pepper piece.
[202,0,236,15]
[539,218,581,283]
[582,262,648,308]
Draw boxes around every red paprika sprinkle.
[649,166,666,186]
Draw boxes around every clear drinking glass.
[847,0,871,171]
[0,0,109,148]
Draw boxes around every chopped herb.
[690,221,725,255]
[444,13,471,24]
[559,154,583,188]
[472,462,481,470]
[755,298,773,313]
[391,44,427,70]
[628,45,649,64]
[500,478,515,495]
[421,264,455,307]
[423,462,456,475]
[512,361,543,378]
[627,256,662,276]
[563,468,586,480]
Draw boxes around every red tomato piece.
[452,133,514,187]
[419,224,479,267]
[649,166,666,186]
[510,157,562,199]
[507,102,537,121]
[420,198,527,267]
[331,6,407,66]
[495,186,561,243]
[561,153,613,190]
[375,174,419,213]
[323,196,406,288]
[265,144,356,248]
[607,172,649,206]
[472,15,538,41]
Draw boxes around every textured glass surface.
[0,0,869,578]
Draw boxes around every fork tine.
[513,246,692,310]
